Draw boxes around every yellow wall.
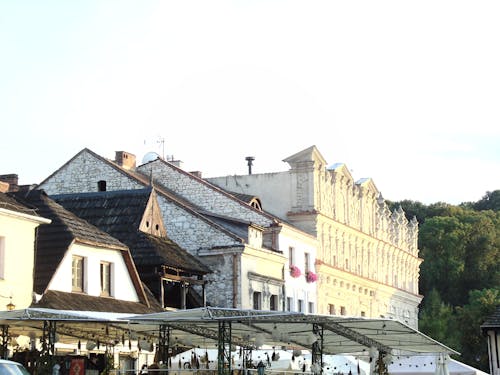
[0,209,48,310]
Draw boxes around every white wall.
[278,225,318,313]
[47,243,140,302]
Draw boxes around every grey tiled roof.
[481,305,500,330]
[0,191,39,216]
[51,189,210,274]
[12,190,128,294]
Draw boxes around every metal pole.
[312,323,324,374]
[1,325,8,359]
[217,321,232,375]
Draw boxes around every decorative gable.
[283,145,327,171]
[139,190,167,237]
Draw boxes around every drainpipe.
[233,254,238,308]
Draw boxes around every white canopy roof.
[125,307,459,356]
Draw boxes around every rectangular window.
[270,294,278,311]
[308,302,314,314]
[253,291,262,310]
[340,306,346,316]
[72,256,84,292]
[328,304,336,315]
[100,262,111,296]
[288,247,295,266]
[361,311,366,317]
[304,252,310,273]
[298,299,304,313]
[286,297,293,312]
[0,237,5,279]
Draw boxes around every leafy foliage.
[391,190,500,373]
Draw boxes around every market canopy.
[0,307,459,356]
[124,307,459,356]
[0,308,135,346]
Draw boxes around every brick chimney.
[0,174,19,192]
[115,151,136,170]
[0,181,8,193]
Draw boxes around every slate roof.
[0,191,40,216]
[33,289,163,314]
[39,148,245,244]
[51,189,211,274]
[12,190,130,295]
[481,305,500,331]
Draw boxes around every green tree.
[454,289,500,372]
[419,288,457,349]
[463,190,500,211]
[419,215,467,306]
[418,209,500,306]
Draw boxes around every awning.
[124,307,459,356]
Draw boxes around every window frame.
[304,252,310,274]
[100,261,112,297]
[253,291,262,310]
[72,256,84,292]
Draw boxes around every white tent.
[170,348,310,371]
[386,355,488,375]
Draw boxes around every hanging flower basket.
[306,271,318,283]
[289,265,302,278]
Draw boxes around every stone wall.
[138,160,275,227]
[39,151,144,194]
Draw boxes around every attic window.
[249,198,262,211]
[97,180,107,192]
[72,256,84,292]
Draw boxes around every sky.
[1,1,499,205]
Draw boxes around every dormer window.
[97,180,107,192]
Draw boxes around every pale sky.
[1,1,499,205]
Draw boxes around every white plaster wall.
[47,243,139,302]
[0,211,42,310]
[207,172,292,219]
[278,225,318,313]
[240,247,286,310]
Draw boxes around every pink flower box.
[306,271,318,283]
[290,265,302,278]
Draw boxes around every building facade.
[208,146,422,328]
[38,149,318,312]
[0,188,50,311]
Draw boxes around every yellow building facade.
[208,146,422,328]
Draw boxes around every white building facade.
[208,146,422,328]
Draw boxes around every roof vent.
[245,156,255,175]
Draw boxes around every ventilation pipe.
[245,156,255,175]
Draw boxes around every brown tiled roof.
[12,190,129,294]
[32,289,163,314]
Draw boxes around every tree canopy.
[391,190,500,372]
